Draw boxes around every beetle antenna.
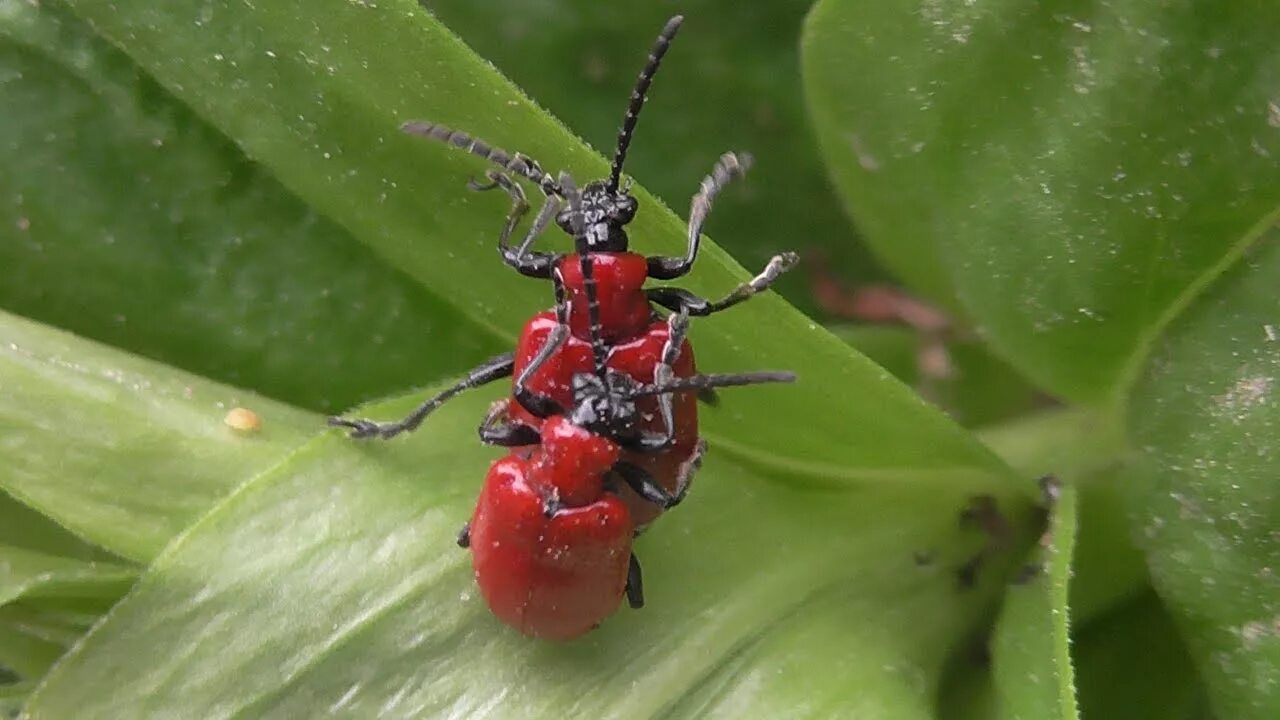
[560,173,609,378]
[402,121,562,196]
[607,15,683,193]
[628,371,796,398]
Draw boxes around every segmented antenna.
[402,121,561,196]
[560,173,609,378]
[629,371,797,398]
[607,15,684,192]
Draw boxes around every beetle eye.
[613,196,638,223]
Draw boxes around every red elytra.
[468,416,633,641]
[509,308,698,528]
[467,365,794,641]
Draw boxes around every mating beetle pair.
[333,15,797,639]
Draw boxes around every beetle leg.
[619,309,692,456]
[613,461,678,509]
[649,310,690,450]
[646,251,799,318]
[469,170,562,279]
[329,351,515,439]
[477,399,542,447]
[646,152,752,280]
[478,423,542,447]
[625,553,645,609]
[670,439,707,506]
[511,279,571,419]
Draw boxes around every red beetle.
[341,173,798,639]
[461,366,794,640]
[331,18,798,509]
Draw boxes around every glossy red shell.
[468,421,632,641]
[510,311,699,527]
[555,252,652,342]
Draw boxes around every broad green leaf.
[0,492,135,687]
[427,1,891,317]
[0,604,92,681]
[1073,593,1210,720]
[829,326,922,383]
[976,409,1120,485]
[991,483,1078,720]
[0,310,317,562]
[1127,231,1280,719]
[832,325,1043,427]
[0,492,116,564]
[937,667,997,720]
[1,680,32,719]
[0,625,59,687]
[939,413,1137,720]
[27,389,1038,719]
[977,409,1144,624]
[945,593,1211,720]
[803,0,1280,404]
[0,543,133,686]
[60,0,1018,486]
[0,1,502,412]
[1068,466,1149,624]
[0,547,134,606]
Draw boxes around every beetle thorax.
[554,252,652,342]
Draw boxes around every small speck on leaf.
[224,407,262,433]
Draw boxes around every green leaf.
[976,409,1144,624]
[0,547,134,607]
[58,0,1019,488]
[0,310,317,562]
[1068,467,1149,624]
[1127,230,1280,719]
[0,0,503,412]
[1073,593,1210,720]
[937,667,997,720]
[828,326,923,384]
[0,542,133,685]
[802,0,1280,404]
[1,680,33,719]
[938,412,1140,720]
[0,624,60,683]
[991,483,1078,720]
[0,491,116,564]
[951,591,1209,720]
[976,409,1119,486]
[26,389,1037,718]
[832,325,1044,427]
[0,604,92,681]
[0,491,136,686]
[426,1,892,316]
